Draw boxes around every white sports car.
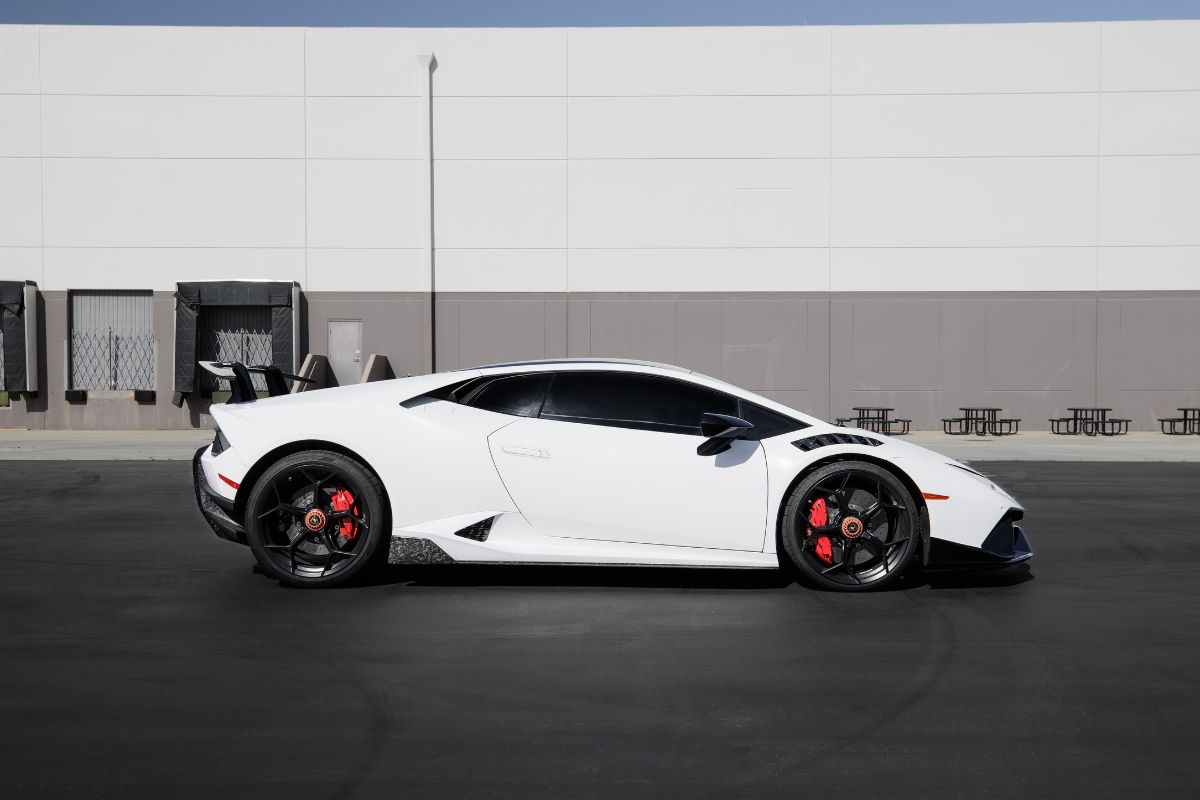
[193,358,1031,591]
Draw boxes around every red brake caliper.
[329,489,359,542]
[807,497,833,565]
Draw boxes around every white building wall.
[0,21,1199,292]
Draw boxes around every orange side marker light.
[921,492,950,501]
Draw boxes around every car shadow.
[370,563,794,590]
[921,563,1035,590]
[350,562,1034,592]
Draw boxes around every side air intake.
[791,432,882,452]
[453,516,496,542]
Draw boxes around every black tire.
[780,460,920,592]
[244,450,388,588]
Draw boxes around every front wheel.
[780,461,920,592]
[245,450,388,588]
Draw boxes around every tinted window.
[738,401,807,440]
[466,374,547,417]
[541,372,737,435]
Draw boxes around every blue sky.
[1,0,1199,27]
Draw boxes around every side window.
[737,401,808,440]
[540,372,738,435]
[465,374,548,418]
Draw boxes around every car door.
[485,371,769,552]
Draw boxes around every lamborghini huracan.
[194,358,1031,591]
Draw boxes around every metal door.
[70,291,156,391]
[327,320,362,386]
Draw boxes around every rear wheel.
[781,461,919,592]
[245,450,387,588]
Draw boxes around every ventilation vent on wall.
[453,516,496,542]
[791,432,882,452]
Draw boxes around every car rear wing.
[198,361,315,404]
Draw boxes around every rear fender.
[214,396,520,532]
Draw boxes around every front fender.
[890,456,1023,550]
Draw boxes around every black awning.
[0,280,30,392]
[173,281,297,406]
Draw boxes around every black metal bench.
[988,418,1020,436]
[1093,418,1130,436]
[1049,417,1080,435]
[942,417,969,435]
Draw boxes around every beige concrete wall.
[3,289,1199,430]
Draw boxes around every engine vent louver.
[791,432,882,452]
[453,516,496,542]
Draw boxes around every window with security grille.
[70,291,156,391]
[197,306,274,393]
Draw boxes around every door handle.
[502,445,549,459]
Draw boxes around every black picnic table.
[1159,408,1200,435]
[942,407,1020,436]
[1050,407,1129,436]
[836,406,910,435]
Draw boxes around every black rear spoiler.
[198,361,315,404]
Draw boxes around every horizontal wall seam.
[11,244,1200,250]
[831,244,1200,249]
[11,89,1200,99]
[9,155,1200,162]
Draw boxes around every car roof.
[463,357,692,373]
[218,356,825,431]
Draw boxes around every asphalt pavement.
[2,460,1198,799]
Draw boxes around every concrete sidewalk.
[1,428,1199,461]
[0,429,213,460]
[904,430,1200,462]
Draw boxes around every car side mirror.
[697,412,754,456]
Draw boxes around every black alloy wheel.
[245,450,387,588]
[781,461,920,591]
